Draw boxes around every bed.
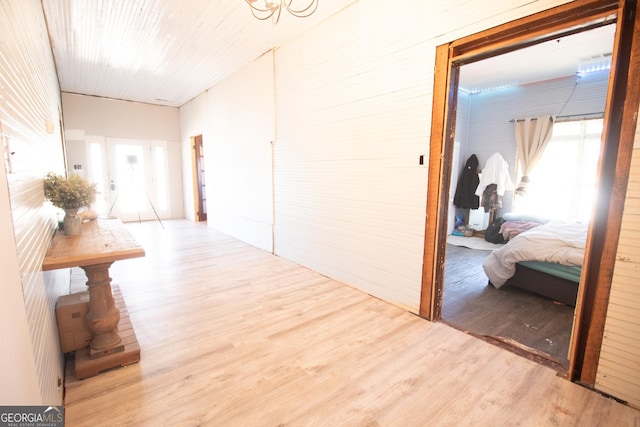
[482,218,587,306]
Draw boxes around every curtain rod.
[509,112,604,123]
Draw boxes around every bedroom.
[442,23,615,370]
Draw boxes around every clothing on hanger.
[453,154,480,210]
[475,152,514,197]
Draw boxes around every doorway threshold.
[442,320,569,377]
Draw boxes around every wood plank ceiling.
[41,0,616,108]
[41,0,355,108]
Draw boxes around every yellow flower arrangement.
[43,172,97,210]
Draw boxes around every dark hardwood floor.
[442,243,575,369]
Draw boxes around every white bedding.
[482,220,587,288]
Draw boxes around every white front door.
[105,138,170,222]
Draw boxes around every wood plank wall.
[596,119,640,409]
[205,53,275,252]
[0,1,68,404]
[271,0,578,311]
[272,2,433,311]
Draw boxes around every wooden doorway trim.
[192,135,207,222]
[575,0,640,384]
[419,0,640,384]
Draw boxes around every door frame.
[105,137,171,222]
[419,0,640,384]
[191,135,207,222]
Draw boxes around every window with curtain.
[515,118,602,222]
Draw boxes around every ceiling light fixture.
[245,0,318,24]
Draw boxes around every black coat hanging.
[453,154,480,210]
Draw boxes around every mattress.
[518,260,582,283]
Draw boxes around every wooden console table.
[43,218,145,378]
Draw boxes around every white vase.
[63,208,82,236]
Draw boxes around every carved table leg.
[81,262,124,357]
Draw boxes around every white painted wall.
[0,0,68,404]
[180,52,275,252]
[596,116,640,410]
[272,2,433,311]
[0,156,41,404]
[62,93,181,140]
[61,93,184,219]
[208,52,274,252]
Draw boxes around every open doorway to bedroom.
[442,24,614,371]
[420,0,640,384]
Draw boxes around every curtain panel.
[514,115,555,193]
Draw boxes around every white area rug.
[447,235,504,251]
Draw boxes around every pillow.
[502,212,549,224]
[500,220,542,241]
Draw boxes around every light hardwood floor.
[63,220,639,426]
